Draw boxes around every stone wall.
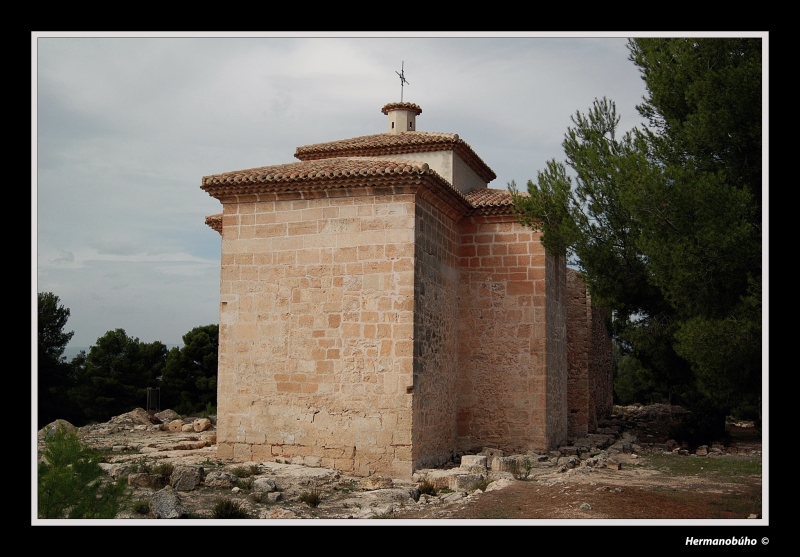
[215,188,418,478]
[566,268,589,440]
[411,195,460,469]
[455,216,555,454]
[589,299,613,429]
[544,254,568,449]
[565,269,613,435]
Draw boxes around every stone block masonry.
[202,102,612,478]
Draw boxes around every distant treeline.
[38,292,218,429]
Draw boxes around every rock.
[696,445,709,456]
[440,491,465,504]
[129,473,168,489]
[479,447,504,458]
[108,408,153,426]
[193,418,212,432]
[360,476,393,490]
[580,503,592,510]
[168,419,184,432]
[170,465,204,491]
[253,477,278,493]
[484,478,514,492]
[181,424,195,432]
[267,492,282,503]
[99,463,132,479]
[155,409,181,423]
[150,486,188,519]
[38,419,77,439]
[460,455,488,469]
[201,432,217,445]
[260,507,296,519]
[204,472,238,488]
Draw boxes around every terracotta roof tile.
[381,102,422,115]
[463,187,525,216]
[203,157,435,188]
[294,131,496,183]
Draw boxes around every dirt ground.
[38,414,763,522]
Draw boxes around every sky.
[34,33,689,348]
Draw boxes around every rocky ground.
[36,404,763,522]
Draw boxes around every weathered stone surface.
[193,418,212,432]
[155,409,181,423]
[484,478,515,492]
[168,419,184,432]
[170,465,204,491]
[128,473,167,489]
[181,424,195,432]
[150,486,188,519]
[460,455,488,469]
[107,408,153,427]
[253,477,278,493]
[204,472,238,488]
[696,445,709,456]
[360,476,393,490]
[99,463,133,479]
[38,419,77,439]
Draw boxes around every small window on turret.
[409,122,413,129]
[392,122,395,129]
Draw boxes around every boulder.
[155,409,181,423]
[150,486,188,519]
[38,419,77,439]
[252,477,278,493]
[204,472,238,488]
[170,465,204,491]
[128,473,168,489]
[168,419,184,432]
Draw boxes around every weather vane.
[396,61,409,102]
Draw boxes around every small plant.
[418,480,437,496]
[299,488,323,508]
[249,464,260,476]
[212,498,249,519]
[230,466,254,478]
[508,458,533,480]
[237,477,254,491]
[152,462,174,479]
[132,499,151,515]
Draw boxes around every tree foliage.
[160,324,219,415]
[510,38,762,436]
[38,293,80,428]
[69,329,167,423]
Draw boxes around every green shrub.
[38,425,128,518]
[212,498,249,519]
[132,499,151,515]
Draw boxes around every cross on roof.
[396,61,409,102]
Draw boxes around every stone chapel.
[202,102,612,478]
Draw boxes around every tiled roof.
[294,131,496,183]
[463,187,524,216]
[201,157,471,213]
[205,213,222,234]
[381,102,422,115]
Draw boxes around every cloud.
[91,240,142,256]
